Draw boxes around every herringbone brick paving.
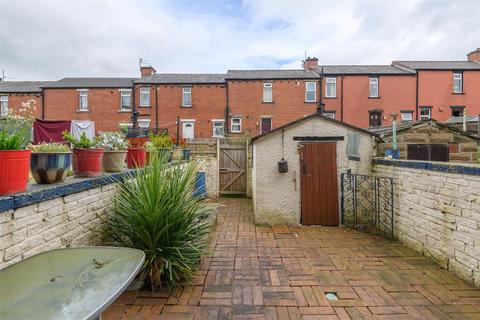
[104,199,480,319]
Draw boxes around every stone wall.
[0,184,115,270]
[373,159,480,286]
[194,155,218,197]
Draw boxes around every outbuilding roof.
[392,61,480,71]
[43,78,137,88]
[251,112,379,142]
[135,74,226,84]
[226,69,317,80]
[0,81,53,93]
[318,65,413,75]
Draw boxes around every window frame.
[212,119,225,138]
[323,112,335,119]
[260,117,272,134]
[400,111,413,122]
[263,83,273,103]
[78,89,89,111]
[453,73,463,94]
[182,86,192,107]
[139,87,150,107]
[450,106,465,117]
[369,77,379,98]
[305,81,316,102]
[0,95,8,116]
[325,77,337,98]
[230,117,242,133]
[368,110,382,127]
[419,107,432,120]
[119,89,132,111]
[347,132,360,161]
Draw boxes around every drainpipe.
[317,67,324,113]
[463,107,467,132]
[392,113,398,150]
[41,88,45,119]
[155,84,159,132]
[225,81,230,134]
[131,82,137,129]
[176,116,180,145]
[340,76,344,121]
[415,71,419,120]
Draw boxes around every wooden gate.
[300,142,339,226]
[218,139,247,195]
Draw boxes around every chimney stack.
[140,65,156,77]
[467,48,480,62]
[302,57,319,71]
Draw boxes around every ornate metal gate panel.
[341,172,394,239]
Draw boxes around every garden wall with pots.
[373,159,480,287]
[0,173,129,270]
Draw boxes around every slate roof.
[136,74,226,84]
[318,65,413,75]
[43,78,137,88]
[0,81,53,93]
[226,70,317,80]
[392,61,480,71]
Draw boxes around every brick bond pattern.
[104,199,480,319]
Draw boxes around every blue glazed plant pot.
[30,152,72,184]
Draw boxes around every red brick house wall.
[2,93,43,118]
[43,88,132,132]
[418,70,480,120]
[227,79,319,135]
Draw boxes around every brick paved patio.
[104,198,480,319]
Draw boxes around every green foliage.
[477,147,480,164]
[95,131,128,151]
[148,133,173,150]
[31,142,71,153]
[0,131,27,150]
[63,131,96,149]
[99,154,215,290]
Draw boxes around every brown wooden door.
[300,142,339,226]
[219,140,247,195]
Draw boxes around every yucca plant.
[100,154,214,290]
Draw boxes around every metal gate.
[340,172,394,239]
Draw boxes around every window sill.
[77,110,89,112]
[181,105,192,108]
[348,155,360,162]
[368,96,381,99]
[262,101,274,104]
[304,101,317,104]
[230,131,242,134]
[452,92,465,95]
[118,110,131,113]
[139,105,151,108]
[324,97,337,99]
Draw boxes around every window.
[325,78,336,98]
[78,90,88,111]
[231,117,242,133]
[305,82,316,102]
[0,95,8,116]
[182,87,192,107]
[347,132,360,161]
[323,111,335,119]
[260,117,272,134]
[369,77,379,97]
[120,90,131,111]
[419,107,431,120]
[401,111,413,122]
[263,83,273,103]
[369,110,382,127]
[453,73,463,93]
[450,106,465,117]
[140,87,150,107]
[212,120,225,137]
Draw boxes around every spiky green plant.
[62,131,96,149]
[0,131,27,150]
[100,154,214,290]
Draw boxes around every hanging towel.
[71,120,95,140]
[33,119,72,144]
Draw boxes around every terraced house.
[1,47,479,138]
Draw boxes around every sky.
[0,0,479,80]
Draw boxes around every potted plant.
[149,133,173,162]
[96,131,128,172]
[145,141,159,164]
[0,100,35,195]
[30,143,71,184]
[126,143,146,169]
[63,131,104,177]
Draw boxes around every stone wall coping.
[0,170,139,214]
[373,158,480,176]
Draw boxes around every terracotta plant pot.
[72,148,104,177]
[30,152,72,184]
[127,148,146,168]
[0,150,31,195]
[102,150,127,172]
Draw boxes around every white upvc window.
[231,117,242,133]
[325,77,336,98]
[419,107,431,120]
[305,82,316,102]
[323,112,335,119]
[139,87,150,107]
[78,90,88,111]
[369,77,379,97]
[401,111,413,122]
[263,83,273,103]
[119,89,131,111]
[453,73,463,93]
[212,119,225,137]
[138,119,151,128]
[182,87,192,107]
[0,95,8,116]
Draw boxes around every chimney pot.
[140,65,156,77]
[303,57,319,71]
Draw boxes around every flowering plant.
[95,131,128,151]
[0,99,36,150]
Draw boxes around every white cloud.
[0,0,479,80]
